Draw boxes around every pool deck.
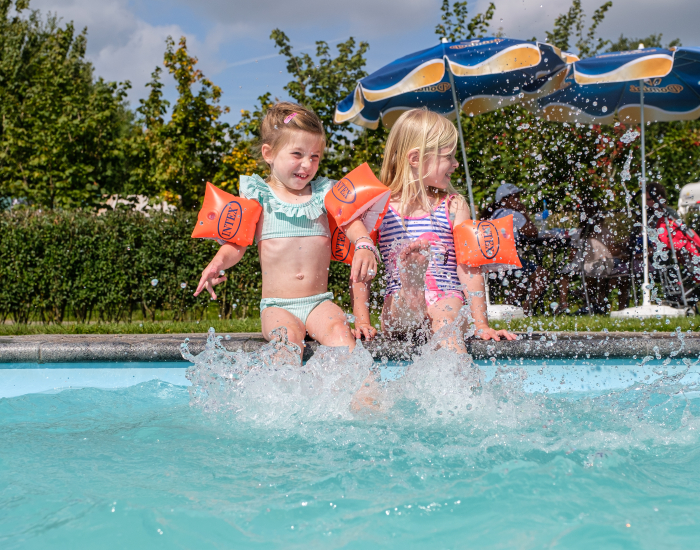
[0,331,697,363]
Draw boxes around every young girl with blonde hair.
[195,102,378,354]
[353,108,515,348]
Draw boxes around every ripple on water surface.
[2,331,700,549]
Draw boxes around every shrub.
[0,210,356,324]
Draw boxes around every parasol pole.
[445,54,487,309]
[445,58,477,220]
[639,76,652,307]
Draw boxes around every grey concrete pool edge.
[0,331,697,363]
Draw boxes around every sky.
[30,0,700,124]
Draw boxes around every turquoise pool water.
[3,338,700,548]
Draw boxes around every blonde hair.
[257,101,326,161]
[380,108,459,217]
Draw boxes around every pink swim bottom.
[424,289,465,308]
[386,289,465,308]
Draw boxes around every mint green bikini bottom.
[260,292,333,325]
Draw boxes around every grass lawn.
[1,314,698,336]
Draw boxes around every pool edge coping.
[1,331,697,363]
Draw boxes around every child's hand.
[194,260,228,300]
[351,248,377,283]
[474,324,517,341]
[352,323,377,341]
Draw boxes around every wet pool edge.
[0,331,696,363]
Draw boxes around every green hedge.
[0,210,356,324]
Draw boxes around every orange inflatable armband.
[325,163,390,234]
[191,182,262,246]
[328,215,378,264]
[453,215,522,271]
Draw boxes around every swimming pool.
[3,340,700,548]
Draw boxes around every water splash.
[620,129,640,144]
[619,150,634,217]
[181,324,700,457]
[183,328,377,423]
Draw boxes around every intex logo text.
[217,201,243,241]
[477,221,500,259]
[332,177,356,204]
[332,227,350,261]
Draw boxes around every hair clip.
[284,112,298,124]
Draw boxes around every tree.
[133,37,232,209]
[545,0,612,57]
[0,0,132,209]
[435,1,496,42]
[608,33,681,52]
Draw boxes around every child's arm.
[451,196,516,342]
[350,280,377,340]
[457,266,498,338]
[194,243,246,300]
[344,219,378,284]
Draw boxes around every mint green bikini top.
[240,174,333,242]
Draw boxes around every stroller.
[651,211,700,313]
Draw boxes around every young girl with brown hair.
[194,102,378,354]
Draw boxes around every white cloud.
[31,0,229,105]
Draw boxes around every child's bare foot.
[394,240,431,324]
[351,375,383,412]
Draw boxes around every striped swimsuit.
[378,196,464,307]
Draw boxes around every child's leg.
[261,307,307,353]
[305,300,356,350]
[427,296,468,353]
[306,300,381,411]
[380,240,431,334]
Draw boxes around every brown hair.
[258,101,326,162]
[647,182,667,202]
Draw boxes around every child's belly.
[258,236,332,299]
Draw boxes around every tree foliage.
[132,37,233,209]
[435,0,496,42]
[608,33,682,52]
[545,0,612,57]
[0,0,131,209]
